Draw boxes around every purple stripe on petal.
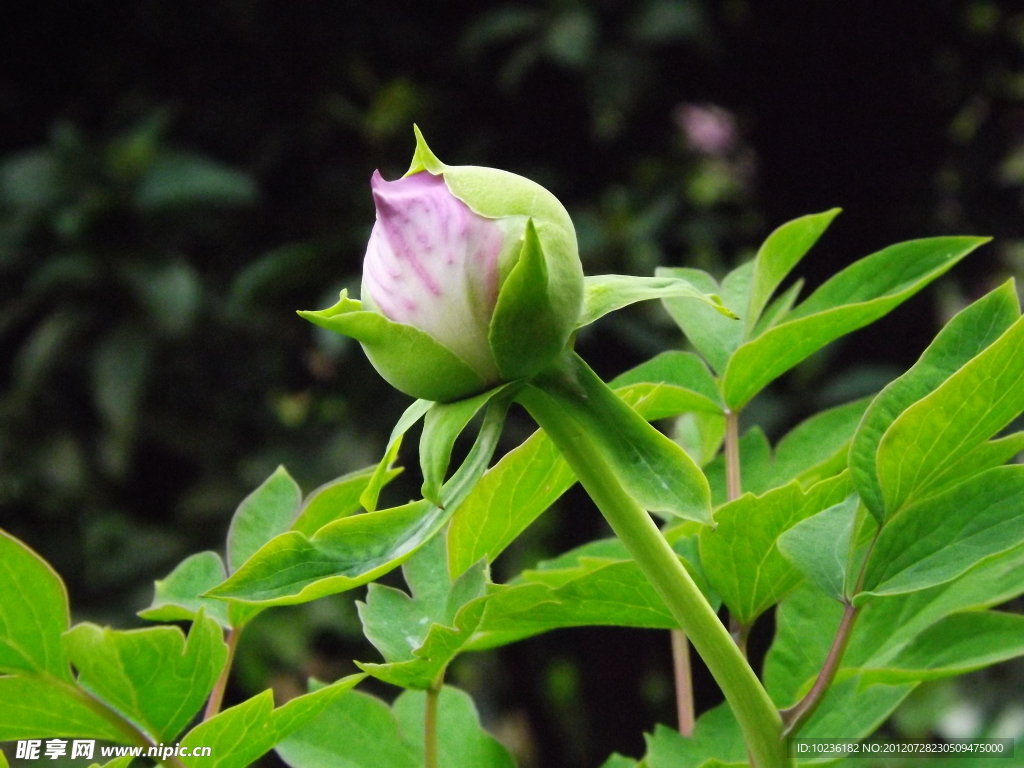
[362,169,503,382]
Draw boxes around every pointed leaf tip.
[407,125,446,176]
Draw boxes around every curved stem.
[518,386,790,768]
[204,626,240,720]
[780,603,859,736]
[671,630,694,736]
[424,683,440,768]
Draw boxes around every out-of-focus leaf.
[0,530,71,679]
[135,151,257,210]
[0,151,60,208]
[62,613,228,743]
[91,325,152,437]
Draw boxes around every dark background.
[3,1,1024,765]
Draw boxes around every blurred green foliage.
[3,1,1024,765]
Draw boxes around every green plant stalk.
[518,385,790,768]
[204,626,240,720]
[424,683,440,768]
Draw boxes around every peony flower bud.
[301,128,585,402]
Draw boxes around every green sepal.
[420,385,510,506]
[298,291,486,403]
[361,398,432,512]
[488,218,569,380]
[576,274,736,329]
[529,350,712,523]
[405,124,446,176]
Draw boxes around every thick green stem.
[671,629,694,736]
[424,683,440,768]
[518,386,790,768]
[724,409,750,651]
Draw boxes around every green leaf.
[858,466,1024,601]
[673,411,727,469]
[0,676,128,741]
[576,274,736,329]
[392,686,515,767]
[138,551,233,629]
[356,535,487,688]
[703,427,771,505]
[643,704,746,768]
[797,672,912,740]
[489,218,569,380]
[610,350,724,409]
[361,398,432,513]
[207,398,509,606]
[62,612,228,742]
[448,427,575,578]
[530,351,712,523]
[658,262,753,374]
[0,529,71,679]
[89,758,135,768]
[446,366,722,580]
[227,466,302,574]
[745,209,841,336]
[299,291,487,403]
[751,278,804,337]
[722,237,990,409]
[178,674,364,768]
[601,755,640,768]
[276,689,421,768]
[468,537,715,650]
[700,473,853,626]
[861,610,1024,685]
[136,151,257,210]
[777,494,859,601]
[292,465,386,537]
[767,397,872,490]
[420,385,510,506]
[849,280,1020,521]
[767,538,1024,711]
[923,431,1024,500]
[878,314,1024,516]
